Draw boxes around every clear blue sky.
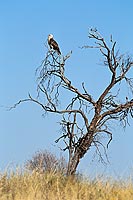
[1,0,133,177]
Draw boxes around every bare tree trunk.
[67,132,93,175]
[67,153,80,175]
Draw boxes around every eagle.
[48,34,61,55]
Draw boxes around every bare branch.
[12,29,133,175]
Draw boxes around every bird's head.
[48,34,53,40]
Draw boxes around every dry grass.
[0,169,133,200]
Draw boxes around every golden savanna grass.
[0,169,133,200]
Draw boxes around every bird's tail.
[57,48,61,55]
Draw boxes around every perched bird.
[48,34,61,55]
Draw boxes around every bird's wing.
[51,39,59,49]
[51,38,61,54]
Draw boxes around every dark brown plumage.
[48,34,61,55]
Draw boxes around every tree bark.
[67,132,94,175]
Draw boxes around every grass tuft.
[0,169,133,200]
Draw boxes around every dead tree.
[13,29,133,175]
